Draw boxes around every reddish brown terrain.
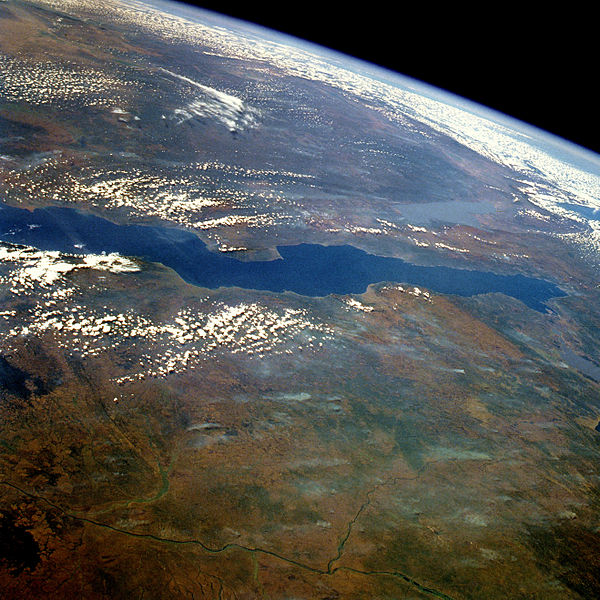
[1,1,600,598]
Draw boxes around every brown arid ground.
[0,257,599,598]
[1,1,600,598]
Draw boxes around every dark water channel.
[0,203,564,312]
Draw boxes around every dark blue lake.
[0,203,563,312]
[558,203,600,220]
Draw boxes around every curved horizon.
[163,0,599,160]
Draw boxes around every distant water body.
[0,203,563,312]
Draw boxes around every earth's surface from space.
[1,1,600,598]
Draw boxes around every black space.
[173,2,598,156]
